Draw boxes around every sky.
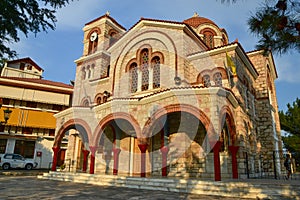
[8,0,300,111]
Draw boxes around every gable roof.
[85,13,126,31]
[7,57,44,72]
[108,17,209,52]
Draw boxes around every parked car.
[0,153,38,170]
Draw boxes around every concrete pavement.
[0,170,299,199]
[0,176,248,200]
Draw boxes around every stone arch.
[53,118,92,148]
[111,30,178,94]
[219,105,237,145]
[81,96,91,107]
[92,112,142,147]
[143,104,215,139]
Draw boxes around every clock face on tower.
[90,32,98,41]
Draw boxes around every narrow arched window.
[83,99,89,107]
[152,56,160,89]
[214,72,222,87]
[109,32,117,46]
[88,31,99,54]
[141,49,149,91]
[130,63,138,93]
[96,97,102,105]
[87,66,91,79]
[201,29,215,49]
[203,75,211,87]
[82,67,86,80]
[103,96,108,103]
[220,122,230,152]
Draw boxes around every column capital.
[113,148,121,155]
[52,146,60,153]
[160,146,169,154]
[138,143,148,153]
[89,146,97,156]
[229,145,239,154]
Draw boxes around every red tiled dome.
[183,13,218,28]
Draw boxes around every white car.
[0,153,38,170]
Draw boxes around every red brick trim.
[112,30,178,94]
[92,112,141,147]
[143,103,215,138]
[53,118,92,147]
[86,27,101,40]
[219,105,237,145]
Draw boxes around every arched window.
[103,96,108,103]
[88,31,99,54]
[152,56,160,89]
[220,122,230,152]
[214,72,222,87]
[141,49,149,91]
[130,63,138,93]
[96,97,102,105]
[82,99,89,107]
[82,67,86,80]
[87,66,91,79]
[201,29,215,49]
[203,75,211,87]
[109,31,117,46]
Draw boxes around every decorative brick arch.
[219,105,237,145]
[143,104,215,138]
[92,112,142,147]
[53,118,92,147]
[197,67,228,84]
[111,30,179,94]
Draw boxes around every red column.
[210,141,222,181]
[51,146,60,171]
[89,146,97,174]
[229,146,239,179]
[113,148,121,175]
[138,143,148,177]
[82,150,90,173]
[160,146,169,177]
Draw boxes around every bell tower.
[73,13,126,107]
[82,12,126,55]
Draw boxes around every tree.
[0,0,74,58]
[279,98,300,136]
[220,0,300,54]
[279,98,300,170]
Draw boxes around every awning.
[0,107,56,129]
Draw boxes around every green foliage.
[219,0,300,54]
[0,58,8,74]
[0,0,74,58]
[279,98,300,136]
[280,98,300,169]
[248,0,300,54]
[282,135,300,170]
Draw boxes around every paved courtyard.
[0,176,249,200]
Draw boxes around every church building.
[51,13,283,180]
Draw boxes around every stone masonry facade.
[51,13,283,180]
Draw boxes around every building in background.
[0,57,73,168]
[51,13,283,180]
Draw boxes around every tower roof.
[183,12,218,28]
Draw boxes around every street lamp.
[0,98,12,125]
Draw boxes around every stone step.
[38,172,300,200]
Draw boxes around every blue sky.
[9,0,300,111]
